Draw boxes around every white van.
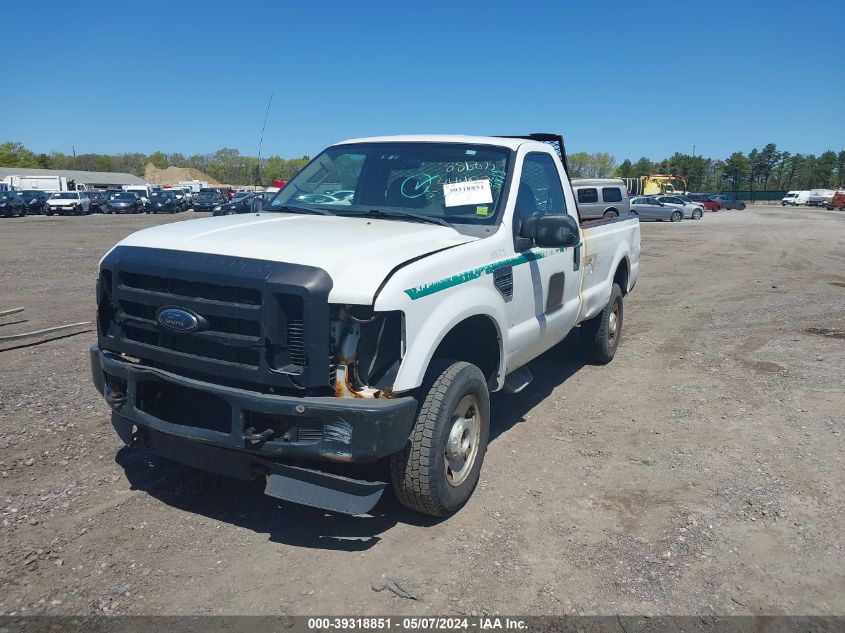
[782,191,810,206]
[571,178,630,219]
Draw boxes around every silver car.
[629,196,683,222]
[656,195,703,220]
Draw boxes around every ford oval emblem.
[157,307,202,333]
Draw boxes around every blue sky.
[3,0,842,162]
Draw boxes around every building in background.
[0,166,147,192]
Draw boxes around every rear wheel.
[580,283,624,364]
[603,209,619,219]
[670,210,682,222]
[391,360,490,517]
[738,203,746,210]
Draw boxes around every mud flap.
[264,465,386,515]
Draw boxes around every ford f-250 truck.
[90,134,640,517]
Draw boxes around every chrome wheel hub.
[609,311,618,336]
[445,395,481,487]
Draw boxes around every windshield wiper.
[272,204,336,216]
[350,209,451,227]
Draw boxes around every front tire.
[738,203,746,210]
[603,209,619,219]
[391,360,490,517]
[692,208,703,220]
[580,283,623,365]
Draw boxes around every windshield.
[111,193,134,200]
[52,192,78,199]
[266,142,511,225]
[150,192,172,199]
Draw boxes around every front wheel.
[580,283,623,364]
[603,209,619,219]
[391,360,490,517]
[738,203,746,210]
[629,210,638,217]
[670,210,682,222]
[692,208,703,220]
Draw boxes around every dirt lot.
[0,206,843,617]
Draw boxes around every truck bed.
[578,214,640,323]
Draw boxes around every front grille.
[98,246,334,392]
[117,271,263,369]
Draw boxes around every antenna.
[256,93,274,187]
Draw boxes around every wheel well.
[431,315,500,385]
[613,258,630,295]
[604,207,619,215]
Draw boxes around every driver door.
[505,151,582,369]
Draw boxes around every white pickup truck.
[91,134,640,516]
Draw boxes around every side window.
[515,153,566,224]
[577,188,598,204]
[602,187,623,203]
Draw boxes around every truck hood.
[116,213,477,304]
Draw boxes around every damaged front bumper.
[90,346,417,513]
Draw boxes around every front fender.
[386,284,508,393]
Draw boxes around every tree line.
[2,141,844,191]
[574,144,845,192]
[0,142,310,186]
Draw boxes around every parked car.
[571,178,631,219]
[164,187,189,210]
[123,186,152,206]
[825,191,845,211]
[0,190,27,217]
[655,195,703,220]
[629,196,683,221]
[45,191,90,216]
[212,191,271,216]
[106,191,143,214]
[709,194,745,210]
[91,132,641,517]
[686,193,722,211]
[18,190,50,215]
[84,191,108,214]
[193,190,226,212]
[147,191,180,214]
[782,191,810,206]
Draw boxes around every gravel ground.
[0,206,843,616]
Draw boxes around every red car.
[687,193,722,211]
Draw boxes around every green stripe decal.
[404,242,582,300]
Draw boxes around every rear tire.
[603,209,619,219]
[391,360,490,517]
[738,203,746,210]
[670,210,682,222]
[580,283,623,365]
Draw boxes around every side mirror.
[520,214,580,248]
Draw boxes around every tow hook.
[244,427,274,444]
